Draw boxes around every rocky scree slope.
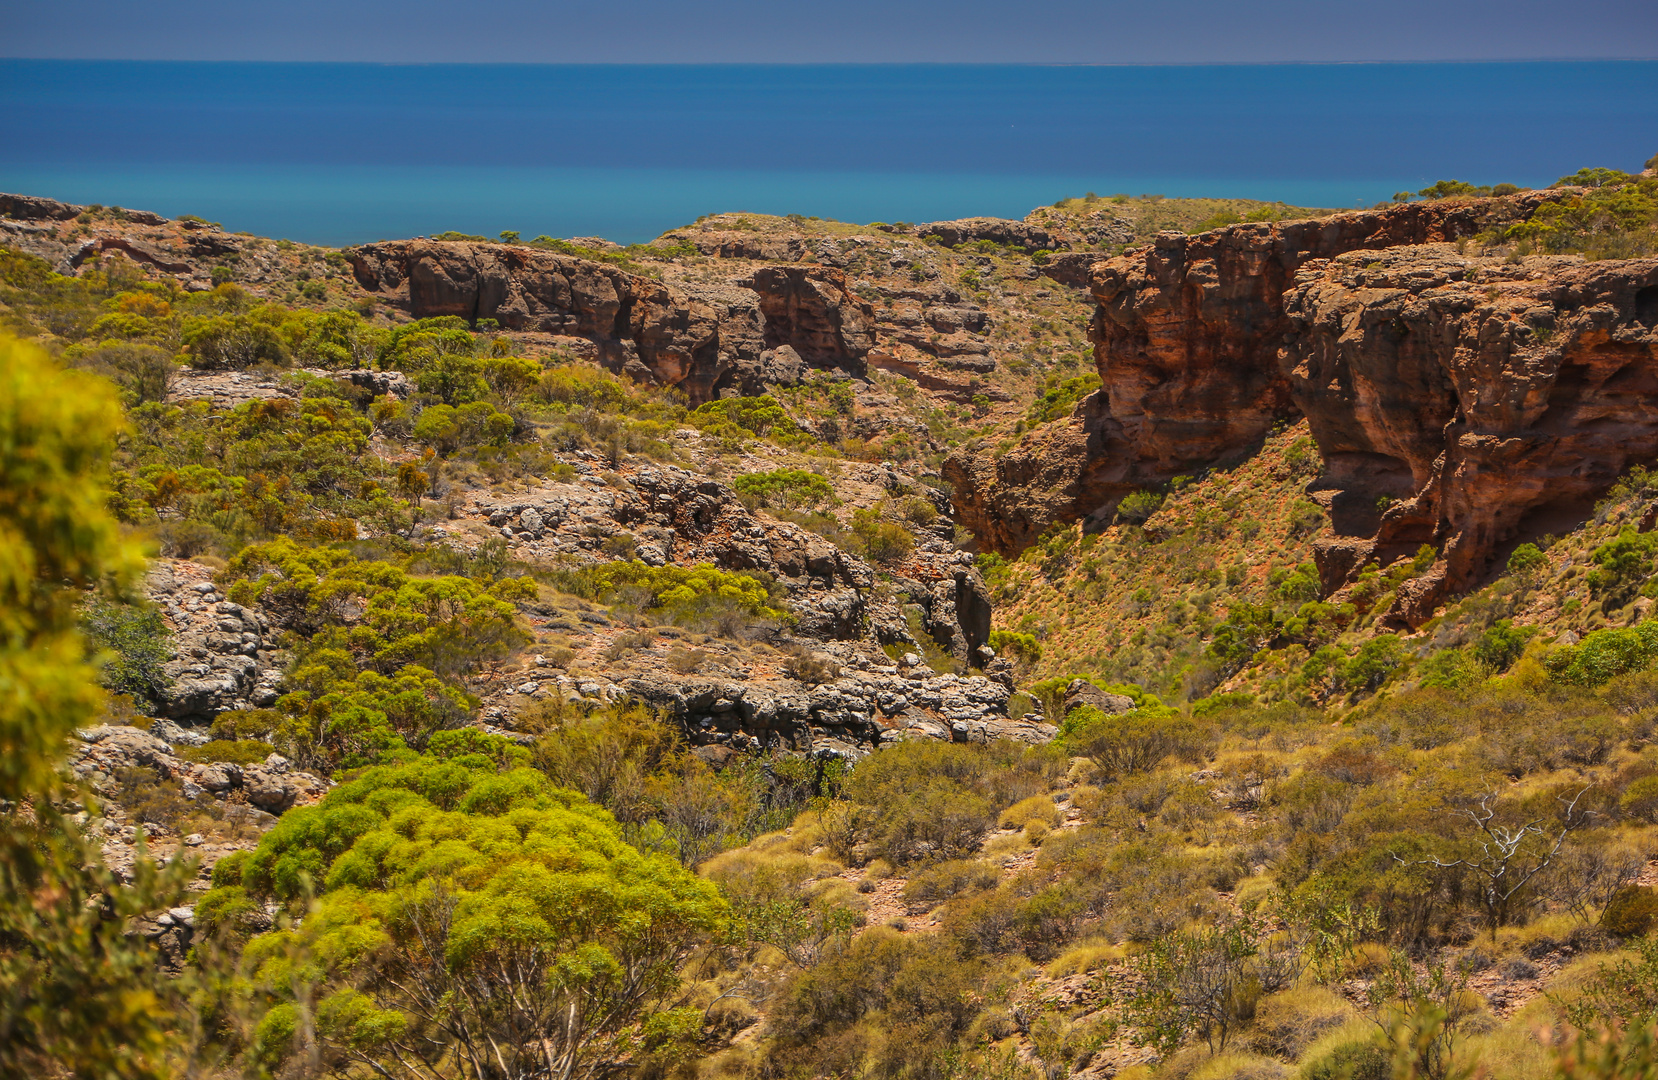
[427,451,1042,756]
[949,191,1658,624]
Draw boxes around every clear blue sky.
[6,0,1655,63]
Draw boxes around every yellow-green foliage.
[554,559,789,627]
[1046,938,1124,977]
[1250,985,1357,1059]
[900,858,1000,904]
[217,750,726,1077]
[0,335,143,800]
[999,794,1061,830]
[0,334,186,1080]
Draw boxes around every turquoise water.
[3,61,1655,245]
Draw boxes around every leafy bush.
[766,929,986,1079]
[1121,918,1290,1055]
[689,395,801,443]
[839,741,1053,866]
[1547,621,1658,687]
[1601,885,1658,938]
[1116,489,1164,525]
[1063,706,1211,779]
[217,751,726,1078]
[558,559,788,632]
[80,597,172,711]
[411,400,514,455]
[1588,527,1658,605]
[1508,542,1546,577]
[901,859,1000,904]
[850,508,915,565]
[989,629,1041,665]
[732,467,836,510]
[1026,373,1101,426]
[1495,171,1658,258]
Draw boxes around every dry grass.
[999,793,1062,829]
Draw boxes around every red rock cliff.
[348,241,873,403]
[948,192,1658,621]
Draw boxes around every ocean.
[2,60,1654,246]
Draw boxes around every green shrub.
[81,597,172,711]
[766,930,985,1078]
[1064,706,1210,778]
[689,395,799,441]
[1602,885,1658,938]
[1026,373,1101,426]
[900,496,939,526]
[1472,620,1532,673]
[1117,489,1164,525]
[216,752,726,1079]
[850,509,915,565]
[1508,542,1546,577]
[732,468,835,509]
[177,739,272,766]
[901,859,1000,904]
[1620,775,1658,823]
[1548,621,1658,687]
[1343,635,1407,693]
[988,629,1041,664]
[556,560,789,631]
[1588,527,1658,604]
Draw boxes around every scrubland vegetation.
[7,157,1658,1080]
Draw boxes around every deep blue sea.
[2,60,1655,246]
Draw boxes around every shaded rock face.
[347,241,875,403]
[1285,248,1658,619]
[947,192,1658,623]
[0,192,85,221]
[949,195,1560,554]
[912,217,1057,253]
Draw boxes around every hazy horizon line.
[5,57,1656,67]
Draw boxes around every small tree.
[1123,918,1295,1056]
[1398,787,1593,941]
[1364,951,1475,1080]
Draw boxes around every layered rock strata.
[948,192,1658,620]
[347,241,875,403]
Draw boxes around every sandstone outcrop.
[911,217,1058,253]
[347,240,876,403]
[1284,246,1658,619]
[0,192,84,221]
[947,191,1658,623]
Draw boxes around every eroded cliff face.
[1286,246,1658,619]
[948,191,1658,622]
[348,241,875,403]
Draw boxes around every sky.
[6,0,1656,63]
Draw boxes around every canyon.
[948,191,1658,621]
